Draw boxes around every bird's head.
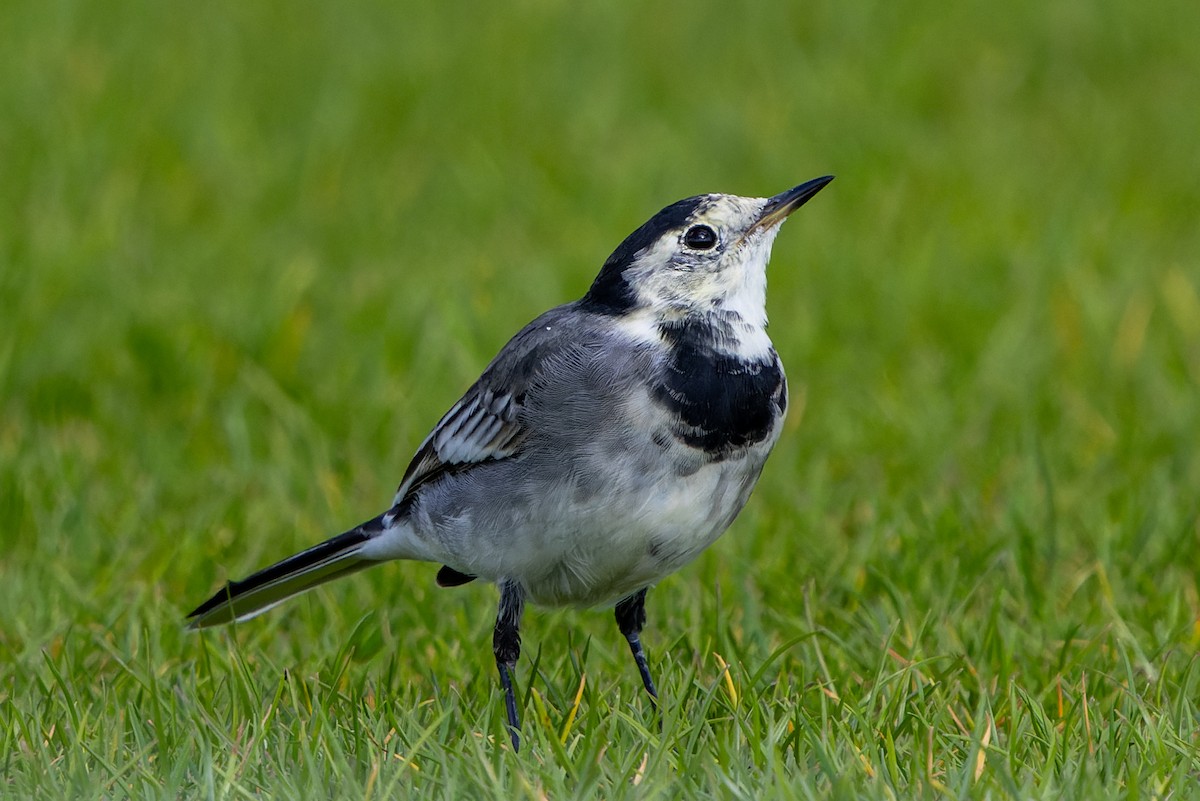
[583,176,834,327]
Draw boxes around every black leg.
[493,579,525,751]
[615,588,658,704]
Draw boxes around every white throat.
[714,227,778,358]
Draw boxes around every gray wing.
[392,386,526,502]
[391,304,599,505]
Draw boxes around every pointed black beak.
[753,175,835,231]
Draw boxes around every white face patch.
[616,194,784,359]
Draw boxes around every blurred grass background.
[2,0,1198,797]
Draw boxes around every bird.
[187,175,834,751]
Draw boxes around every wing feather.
[393,387,527,503]
[390,304,616,506]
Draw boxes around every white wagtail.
[188,175,834,750]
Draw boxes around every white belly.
[413,443,771,608]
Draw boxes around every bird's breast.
[650,318,786,460]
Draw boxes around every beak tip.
[757,174,836,228]
[796,174,835,197]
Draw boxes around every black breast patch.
[652,319,785,459]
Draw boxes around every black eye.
[682,225,718,250]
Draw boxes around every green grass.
[3,0,1199,797]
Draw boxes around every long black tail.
[186,516,385,629]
